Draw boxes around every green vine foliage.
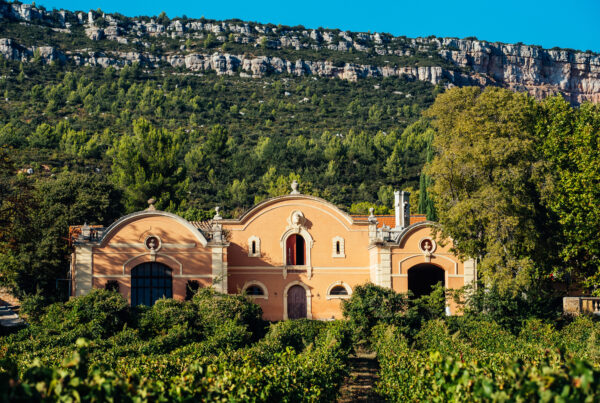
[374,317,600,402]
[0,289,351,402]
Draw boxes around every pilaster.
[378,247,392,288]
[74,244,93,296]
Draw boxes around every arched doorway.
[407,263,445,298]
[131,262,173,306]
[287,285,307,319]
[286,234,306,265]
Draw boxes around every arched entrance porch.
[407,263,445,298]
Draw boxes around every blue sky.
[23,0,600,52]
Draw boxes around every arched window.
[326,282,351,299]
[329,285,348,296]
[242,281,268,299]
[131,262,173,306]
[248,235,261,257]
[246,285,264,295]
[332,236,345,258]
[286,234,306,265]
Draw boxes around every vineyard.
[1,285,600,401]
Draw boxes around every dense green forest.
[0,57,439,213]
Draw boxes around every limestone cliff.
[1,1,598,104]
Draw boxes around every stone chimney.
[394,190,411,229]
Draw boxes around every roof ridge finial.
[147,198,156,211]
[290,180,300,195]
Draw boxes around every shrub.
[261,319,329,352]
[341,283,408,342]
[463,282,562,333]
[192,288,266,340]
[137,298,200,339]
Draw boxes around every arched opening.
[286,234,306,265]
[336,241,341,255]
[246,285,265,296]
[287,284,307,319]
[329,285,348,296]
[251,240,256,255]
[131,262,173,306]
[407,263,444,298]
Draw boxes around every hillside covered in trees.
[0,0,598,308]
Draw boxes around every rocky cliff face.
[1,1,598,104]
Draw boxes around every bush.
[463,282,562,333]
[261,319,329,353]
[341,283,408,342]
[342,282,448,343]
[191,288,266,340]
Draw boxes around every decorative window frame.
[331,236,345,258]
[326,281,352,300]
[280,228,314,275]
[283,281,312,320]
[242,280,268,299]
[247,235,261,257]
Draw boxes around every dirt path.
[337,351,385,402]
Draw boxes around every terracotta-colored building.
[71,186,476,320]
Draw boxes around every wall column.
[74,244,93,296]
[378,247,392,288]
[211,246,228,293]
[463,258,477,287]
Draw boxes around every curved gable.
[98,210,208,248]
[395,221,438,247]
[221,194,363,230]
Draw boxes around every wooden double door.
[287,285,307,319]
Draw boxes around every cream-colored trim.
[227,266,369,270]
[99,210,208,247]
[313,266,369,271]
[398,254,458,275]
[247,235,261,257]
[280,227,314,278]
[332,236,346,258]
[109,243,144,248]
[398,254,422,274]
[163,243,197,249]
[241,280,269,299]
[326,281,352,299]
[283,281,312,320]
[92,251,212,255]
[94,274,213,278]
[122,253,183,275]
[222,195,358,227]
[211,247,227,293]
[74,244,93,296]
[107,243,196,251]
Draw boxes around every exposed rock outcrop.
[0,0,598,104]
